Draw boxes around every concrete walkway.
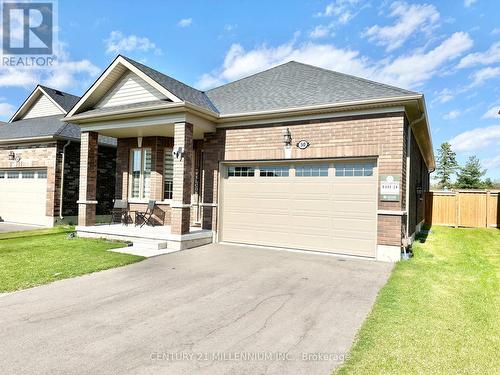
[0,244,392,375]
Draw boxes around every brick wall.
[202,112,407,247]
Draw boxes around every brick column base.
[78,201,97,226]
[171,207,190,235]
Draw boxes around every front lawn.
[0,227,144,293]
[337,226,500,374]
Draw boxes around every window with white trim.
[7,171,19,179]
[164,149,174,200]
[335,162,375,176]
[259,165,289,177]
[227,166,255,177]
[129,148,152,198]
[37,170,47,179]
[295,164,329,177]
[0,171,5,179]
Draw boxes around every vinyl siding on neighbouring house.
[22,94,64,119]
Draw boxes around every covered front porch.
[73,113,218,251]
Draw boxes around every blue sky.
[0,0,499,179]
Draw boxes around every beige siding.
[219,161,377,257]
[22,94,63,119]
[96,71,167,108]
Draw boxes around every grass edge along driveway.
[0,227,143,293]
[336,226,500,375]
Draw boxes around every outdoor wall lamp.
[416,185,423,201]
[283,128,292,146]
[172,146,185,160]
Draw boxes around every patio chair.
[135,200,156,228]
[109,199,129,225]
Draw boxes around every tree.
[455,156,486,189]
[481,178,494,189]
[435,142,458,189]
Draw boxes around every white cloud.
[434,88,454,103]
[458,41,500,68]
[309,24,334,39]
[0,102,15,120]
[315,0,360,24]
[0,42,100,91]
[483,155,500,169]
[104,31,161,55]
[177,18,193,27]
[464,0,477,7]
[443,110,461,120]
[492,28,500,35]
[196,32,473,90]
[469,66,500,87]
[363,2,440,51]
[43,60,100,90]
[482,106,500,119]
[449,125,500,152]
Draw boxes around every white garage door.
[220,161,377,257]
[0,169,49,225]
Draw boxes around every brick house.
[0,85,116,226]
[66,55,434,261]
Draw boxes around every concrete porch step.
[130,239,168,250]
[109,245,178,258]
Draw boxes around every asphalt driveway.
[0,244,392,375]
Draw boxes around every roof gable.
[96,71,168,108]
[66,56,185,117]
[206,61,418,115]
[10,86,79,122]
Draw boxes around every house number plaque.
[296,140,310,149]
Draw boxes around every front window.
[164,149,174,200]
[129,148,152,199]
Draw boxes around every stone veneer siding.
[201,112,410,248]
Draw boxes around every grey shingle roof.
[0,115,116,146]
[205,61,419,115]
[38,85,80,112]
[122,56,219,113]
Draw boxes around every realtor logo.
[1,1,57,67]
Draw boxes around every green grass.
[0,227,144,293]
[336,226,500,375]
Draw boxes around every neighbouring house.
[65,55,434,261]
[0,85,117,226]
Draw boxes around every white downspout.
[59,140,71,220]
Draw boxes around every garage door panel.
[0,170,48,225]
[220,162,377,257]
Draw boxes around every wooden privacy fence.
[425,190,499,228]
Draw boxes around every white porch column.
[171,122,193,235]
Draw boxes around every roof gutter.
[0,136,54,144]
[216,94,423,122]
